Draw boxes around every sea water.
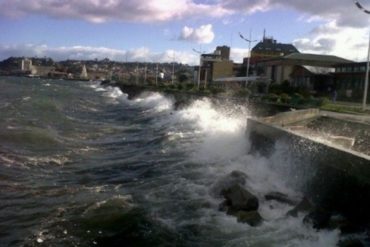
[0,76,341,246]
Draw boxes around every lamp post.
[192,48,204,90]
[239,32,257,87]
[354,0,370,110]
[155,62,159,86]
[144,63,147,84]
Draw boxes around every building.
[215,46,230,60]
[195,46,234,87]
[80,65,88,79]
[333,62,369,99]
[243,35,300,77]
[250,36,299,64]
[21,58,33,71]
[257,53,352,92]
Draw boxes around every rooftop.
[259,53,353,67]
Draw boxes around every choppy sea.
[0,76,342,246]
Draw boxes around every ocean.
[0,76,341,246]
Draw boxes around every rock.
[303,209,331,229]
[265,192,295,205]
[338,239,364,247]
[287,197,313,217]
[211,170,248,197]
[221,184,259,212]
[237,210,263,227]
[218,200,230,212]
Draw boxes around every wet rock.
[221,184,259,212]
[237,210,263,227]
[303,209,331,229]
[100,79,116,86]
[218,200,230,212]
[211,170,248,197]
[265,192,295,205]
[287,197,313,217]
[338,238,364,247]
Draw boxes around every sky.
[0,0,370,65]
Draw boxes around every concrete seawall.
[246,109,370,222]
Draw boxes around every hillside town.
[0,34,368,103]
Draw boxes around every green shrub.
[233,88,251,97]
[263,93,279,102]
[279,93,291,104]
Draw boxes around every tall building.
[250,36,299,64]
[195,46,233,87]
[21,58,33,71]
[215,46,230,60]
[80,65,88,79]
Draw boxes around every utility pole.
[172,51,175,85]
[155,63,159,86]
[239,31,257,87]
[144,63,147,84]
[354,0,370,110]
[135,64,138,85]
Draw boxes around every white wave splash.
[168,96,339,246]
[133,92,173,112]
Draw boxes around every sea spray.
[119,91,341,246]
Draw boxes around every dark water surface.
[0,76,342,246]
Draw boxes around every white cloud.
[179,24,215,44]
[0,44,199,65]
[0,0,231,23]
[293,21,369,61]
[230,47,249,63]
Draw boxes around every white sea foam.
[114,91,340,246]
[133,92,173,112]
[102,86,128,103]
[167,96,339,246]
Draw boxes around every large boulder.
[237,210,263,226]
[287,197,313,217]
[211,170,248,197]
[303,209,331,229]
[338,239,364,247]
[221,184,259,212]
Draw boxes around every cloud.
[293,21,368,61]
[0,0,368,29]
[219,0,370,28]
[0,44,199,64]
[0,0,231,23]
[230,47,249,63]
[179,24,215,44]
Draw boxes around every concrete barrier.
[246,109,370,222]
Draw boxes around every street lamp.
[354,0,370,110]
[155,62,159,86]
[192,48,204,90]
[239,32,257,87]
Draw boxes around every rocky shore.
[213,170,369,246]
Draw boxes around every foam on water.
[133,92,173,112]
[126,92,340,246]
[101,86,129,103]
